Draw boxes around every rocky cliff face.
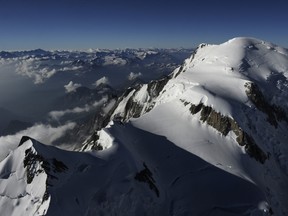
[82,76,170,150]
[119,76,170,120]
[245,82,288,128]
[184,101,269,164]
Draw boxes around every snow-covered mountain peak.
[165,37,288,114]
[84,37,288,215]
[189,37,288,73]
[0,137,51,215]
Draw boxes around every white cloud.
[2,57,82,85]
[128,72,142,81]
[15,58,57,84]
[49,106,90,121]
[60,60,71,65]
[0,58,14,65]
[64,81,82,93]
[103,55,127,66]
[93,76,109,87]
[0,122,76,161]
[59,65,83,72]
[49,97,108,121]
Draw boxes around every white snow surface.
[0,139,49,216]
[1,37,288,215]
[0,132,267,215]
[158,37,288,115]
[103,37,288,215]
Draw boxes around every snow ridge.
[91,37,288,215]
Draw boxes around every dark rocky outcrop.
[184,101,268,164]
[83,76,170,150]
[23,147,68,184]
[147,76,170,99]
[135,163,159,197]
[122,76,170,120]
[174,65,184,78]
[22,139,69,202]
[82,133,103,151]
[245,82,288,128]
[23,148,45,184]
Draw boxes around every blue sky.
[1,0,287,50]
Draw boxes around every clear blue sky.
[1,0,287,50]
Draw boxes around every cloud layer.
[64,81,82,93]
[0,57,83,84]
[93,76,109,87]
[0,122,76,161]
[15,58,57,84]
[128,72,142,81]
[49,97,108,121]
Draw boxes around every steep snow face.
[109,77,170,122]
[0,134,268,216]
[92,37,288,215]
[163,37,288,115]
[0,138,50,216]
[0,136,170,216]
[106,123,268,216]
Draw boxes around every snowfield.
[1,37,288,215]
[104,37,288,215]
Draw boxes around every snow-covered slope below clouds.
[0,130,268,216]
[0,136,165,216]
[108,122,268,215]
[90,37,288,215]
[0,137,51,216]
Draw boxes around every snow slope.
[0,133,267,216]
[0,136,161,216]
[1,37,288,215]
[95,37,288,215]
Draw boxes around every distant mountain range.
[0,48,192,137]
